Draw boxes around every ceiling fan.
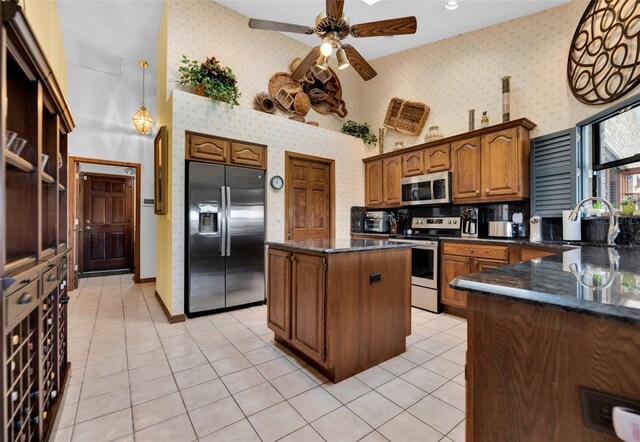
[248,0,417,81]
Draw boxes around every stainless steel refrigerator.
[186,161,265,316]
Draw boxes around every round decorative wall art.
[567,0,640,105]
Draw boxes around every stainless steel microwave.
[400,171,452,206]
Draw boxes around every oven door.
[411,244,438,289]
[401,178,432,205]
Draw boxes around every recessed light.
[362,0,382,5]
[445,1,459,10]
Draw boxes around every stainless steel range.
[390,216,461,313]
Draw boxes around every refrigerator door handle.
[220,186,226,256]
[226,186,231,256]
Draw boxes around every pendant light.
[132,60,154,135]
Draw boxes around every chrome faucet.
[568,197,619,245]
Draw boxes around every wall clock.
[567,0,640,105]
[270,175,284,190]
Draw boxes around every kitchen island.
[266,238,413,382]
[451,246,640,441]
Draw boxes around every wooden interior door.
[82,174,133,272]
[286,153,333,240]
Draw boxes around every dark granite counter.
[266,238,414,254]
[451,246,640,325]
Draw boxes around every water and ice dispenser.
[197,202,219,234]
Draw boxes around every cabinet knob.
[17,293,33,305]
[47,275,57,282]
[291,256,297,262]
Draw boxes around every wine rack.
[1,3,74,441]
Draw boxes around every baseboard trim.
[155,290,186,323]
[139,277,156,284]
[443,304,467,319]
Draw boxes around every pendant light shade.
[133,60,154,135]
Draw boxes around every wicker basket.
[275,88,294,110]
[289,112,305,123]
[383,98,404,129]
[293,92,311,116]
[395,101,430,135]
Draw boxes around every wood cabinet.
[481,128,520,197]
[452,137,482,201]
[1,4,74,440]
[364,156,401,207]
[186,132,266,169]
[267,245,411,382]
[425,144,451,172]
[365,160,383,206]
[520,247,558,261]
[401,150,425,177]
[382,156,401,205]
[441,255,471,308]
[291,254,326,364]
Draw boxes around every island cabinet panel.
[364,160,383,206]
[452,137,482,201]
[267,245,411,382]
[382,156,401,205]
[267,249,291,338]
[291,254,326,365]
[401,150,425,177]
[188,134,229,163]
[425,144,451,172]
[481,128,520,197]
[466,294,640,441]
[520,247,557,262]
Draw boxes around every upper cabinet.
[425,144,451,172]
[451,137,481,201]
[186,132,266,169]
[362,119,535,207]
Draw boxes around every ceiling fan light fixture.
[320,36,334,56]
[445,1,459,10]
[336,48,350,70]
[316,54,330,70]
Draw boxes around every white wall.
[64,53,158,279]
[168,90,370,314]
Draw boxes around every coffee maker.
[461,207,480,238]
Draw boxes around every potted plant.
[341,120,378,146]
[587,200,603,217]
[620,196,636,215]
[177,55,241,106]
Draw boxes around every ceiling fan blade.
[291,46,322,81]
[249,18,315,35]
[343,44,377,81]
[350,16,417,38]
[326,0,345,19]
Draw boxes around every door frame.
[68,156,142,288]
[284,151,336,240]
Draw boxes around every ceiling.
[218,0,568,60]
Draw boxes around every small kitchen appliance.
[488,221,527,238]
[400,171,452,206]
[461,207,480,238]
[363,211,390,233]
[530,215,543,242]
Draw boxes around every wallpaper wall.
[360,1,626,151]
[164,0,363,132]
[167,90,368,314]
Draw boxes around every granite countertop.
[266,238,414,254]
[451,246,640,325]
[349,232,391,237]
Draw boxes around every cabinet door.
[520,248,556,262]
[425,144,451,172]
[451,137,481,201]
[481,128,519,197]
[441,254,471,308]
[365,160,383,206]
[230,143,266,169]
[401,150,425,177]
[267,248,291,338]
[188,134,228,163]
[472,258,506,273]
[383,156,401,205]
[291,253,326,364]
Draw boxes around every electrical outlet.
[369,272,381,285]
[581,388,640,434]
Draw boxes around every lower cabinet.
[441,255,472,308]
[266,249,291,338]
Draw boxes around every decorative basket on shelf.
[383,97,404,129]
[383,97,430,136]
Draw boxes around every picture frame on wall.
[154,125,168,215]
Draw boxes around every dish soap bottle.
[481,111,489,128]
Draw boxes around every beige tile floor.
[50,275,466,442]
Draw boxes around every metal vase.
[502,76,511,123]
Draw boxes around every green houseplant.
[341,120,378,146]
[621,196,636,215]
[177,55,241,106]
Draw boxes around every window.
[579,93,640,206]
